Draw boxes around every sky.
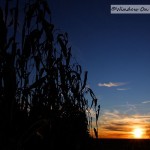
[1,0,150,139]
[48,0,150,139]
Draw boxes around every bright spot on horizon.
[133,128,143,139]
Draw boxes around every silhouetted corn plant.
[0,0,100,149]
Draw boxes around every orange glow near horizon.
[90,127,148,139]
[90,111,150,139]
[96,125,149,139]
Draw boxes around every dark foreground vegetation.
[0,0,100,150]
[92,138,150,150]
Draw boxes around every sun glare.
[133,128,143,138]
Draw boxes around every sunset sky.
[49,0,150,139]
[1,0,150,139]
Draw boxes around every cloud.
[104,125,126,132]
[97,107,150,138]
[98,82,126,88]
[142,101,150,104]
[90,101,150,138]
[117,88,129,91]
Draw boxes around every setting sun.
[133,128,143,138]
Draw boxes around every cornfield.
[0,0,100,150]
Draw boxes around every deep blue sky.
[49,0,150,116]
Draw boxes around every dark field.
[91,138,150,150]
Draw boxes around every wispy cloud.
[98,82,126,88]
[117,88,129,91]
[142,101,150,104]
[92,101,150,138]
[98,109,150,138]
